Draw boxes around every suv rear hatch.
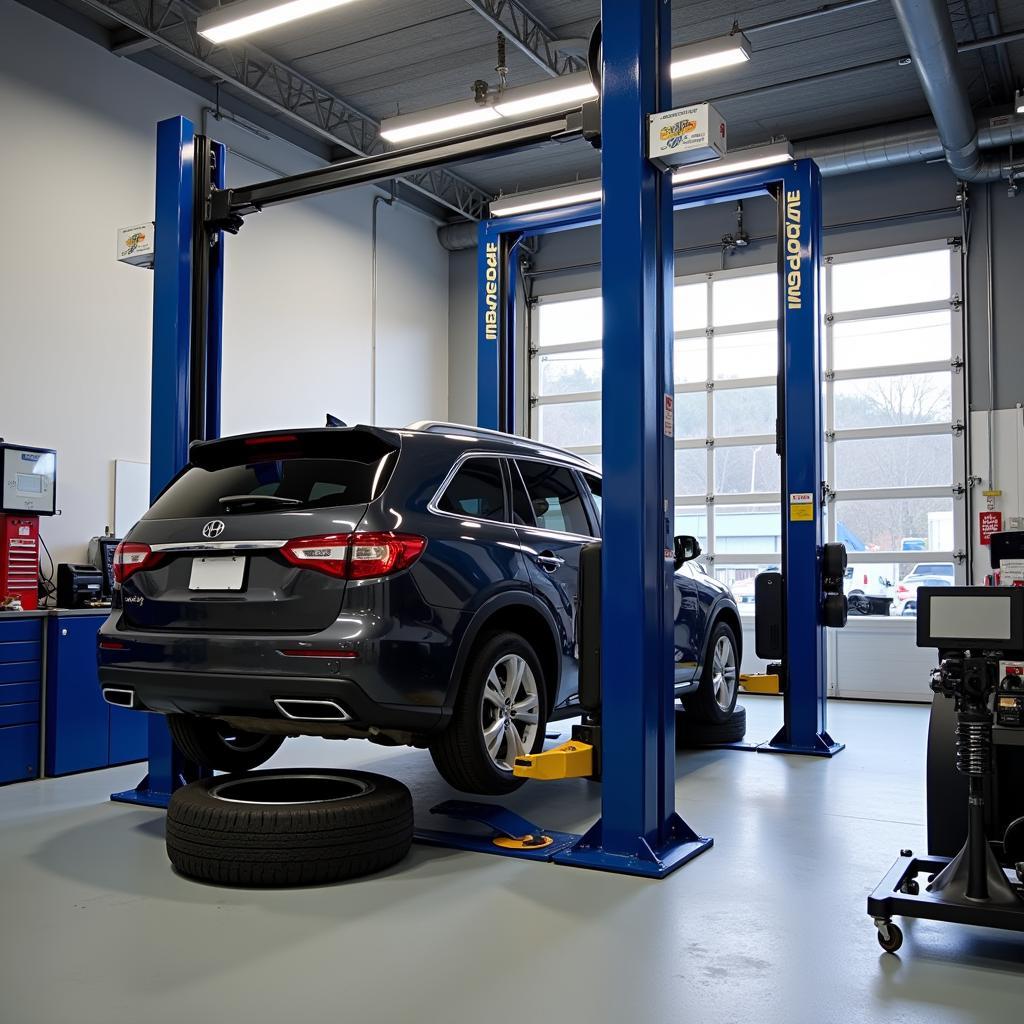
[119,427,400,634]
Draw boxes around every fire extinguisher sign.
[979,510,1002,545]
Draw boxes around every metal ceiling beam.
[73,0,492,220]
[463,0,587,77]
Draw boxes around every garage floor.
[1,697,1022,1023]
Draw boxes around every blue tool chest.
[0,616,42,784]
[45,612,146,776]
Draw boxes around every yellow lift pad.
[740,673,781,695]
[513,740,594,780]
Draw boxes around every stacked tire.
[166,769,413,887]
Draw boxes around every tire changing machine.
[113,0,842,878]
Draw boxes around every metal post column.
[477,222,521,431]
[764,160,843,756]
[554,0,712,876]
[112,116,225,806]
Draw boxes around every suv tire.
[679,705,747,747]
[430,631,548,795]
[167,714,284,772]
[165,769,413,886]
[683,619,740,725]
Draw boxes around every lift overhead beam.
[210,112,580,223]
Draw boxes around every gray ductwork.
[889,0,1005,181]
[439,110,1024,249]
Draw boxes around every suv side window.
[437,457,506,522]
[580,472,602,525]
[516,460,593,536]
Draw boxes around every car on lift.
[97,422,743,795]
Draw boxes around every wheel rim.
[480,653,540,772]
[711,634,737,713]
[210,772,373,805]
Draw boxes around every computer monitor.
[917,586,1024,650]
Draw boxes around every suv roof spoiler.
[188,425,401,469]
[405,421,596,470]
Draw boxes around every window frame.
[529,238,966,583]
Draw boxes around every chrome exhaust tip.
[102,687,136,709]
[274,698,351,722]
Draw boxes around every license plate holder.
[189,556,246,592]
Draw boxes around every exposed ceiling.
[18,0,1024,218]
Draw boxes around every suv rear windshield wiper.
[218,494,303,511]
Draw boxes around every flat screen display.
[2,447,56,514]
[929,594,1013,642]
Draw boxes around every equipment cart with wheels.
[868,585,1024,953]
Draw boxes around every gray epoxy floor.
[1,697,1022,1024]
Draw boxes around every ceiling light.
[493,74,598,117]
[197,0,363,44]
[490,180,602,218]
[670,33,751,80]
[1016,89,1024,114]
[379,102,501,144]
[671,142,793,184]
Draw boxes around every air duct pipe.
[889,0,1006,182]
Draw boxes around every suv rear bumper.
[99,666,448,735]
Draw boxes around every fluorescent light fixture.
[493,73,598,117]
[672,141,793,184]
[197,0,362,44]
[381,32,751,146]
[379,102,501,144]
[490,180,602,218]
[1016,89,1024,114]
[670,33,751,80]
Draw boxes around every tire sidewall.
[691,619,740,724]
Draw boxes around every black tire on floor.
[165,769,414,887]
[429,631,548,796]
[682,619,741,724]
[678,705,747,747]
[166,714,284,772]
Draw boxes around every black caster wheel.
[901,879,920,896]
[877,923,904,954]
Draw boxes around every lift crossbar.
[209,113,580,225]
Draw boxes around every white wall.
[0,0,448,567]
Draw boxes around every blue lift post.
[477,173,842,759]
[112,116,224,807]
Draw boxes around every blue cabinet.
[0,616,42,784]
[45,612,147,776]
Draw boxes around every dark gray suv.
[98,422,742,795]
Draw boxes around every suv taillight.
[280,533,426,579]
[113,541,163,585]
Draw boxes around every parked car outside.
[844,563,895,616]
[98,422,743,795]
[893,574,953,616]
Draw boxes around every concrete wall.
[0,0,449,567]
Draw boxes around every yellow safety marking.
[983,489,1003,497]
[512,740,594,780]
[790,503,814,522]
[740,673,781,694]
[493,834,554,850]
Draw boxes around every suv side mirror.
[673,535,701,570]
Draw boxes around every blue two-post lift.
[112,0,840,878]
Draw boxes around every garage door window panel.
[530,243,963,605]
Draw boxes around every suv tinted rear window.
[437,457,506,522]
[145,456,394,520]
